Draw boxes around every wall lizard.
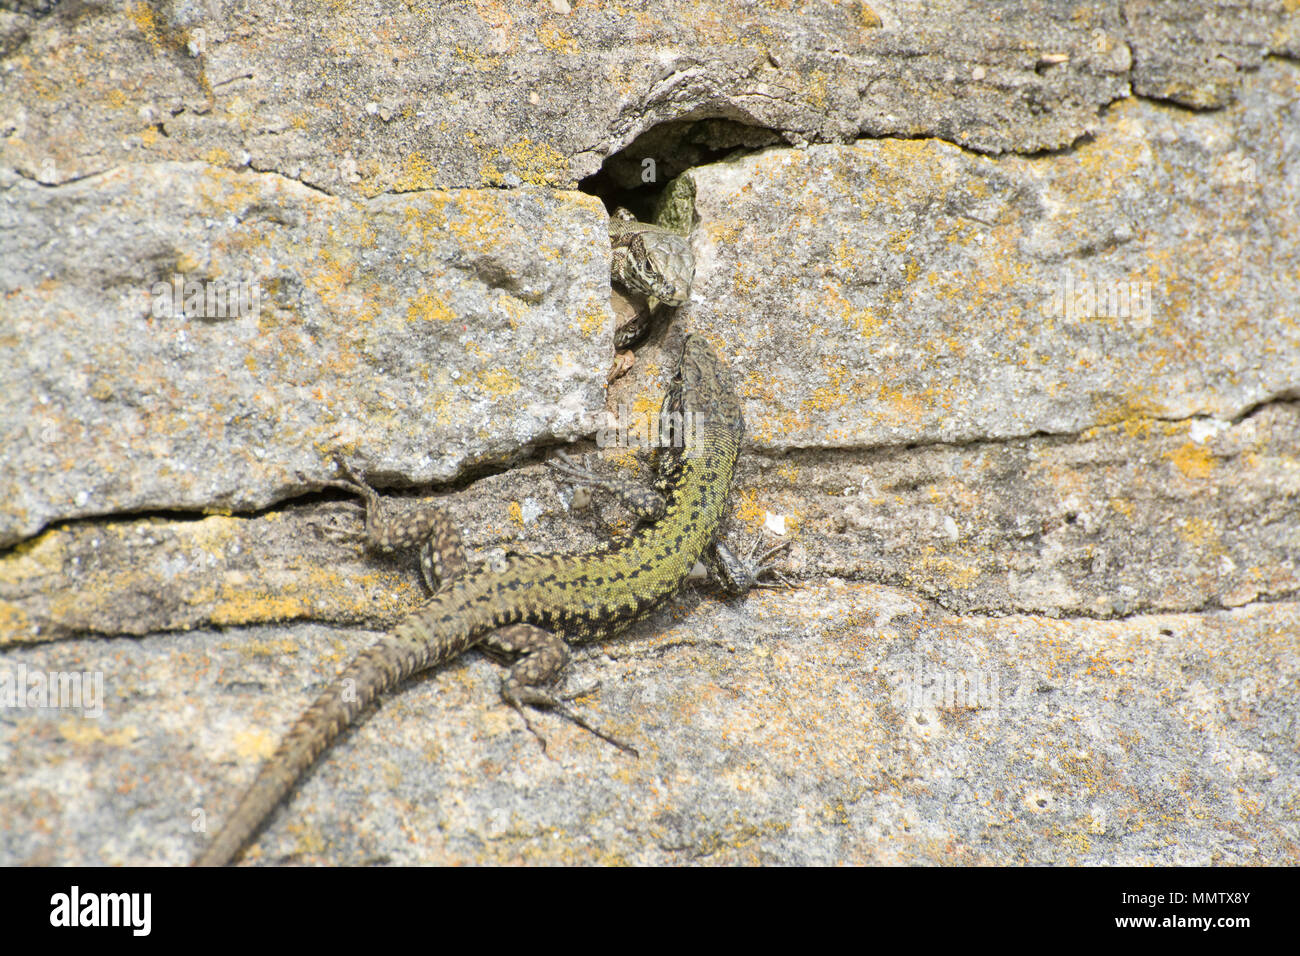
[608,207,694,350]
[196,332,766,865]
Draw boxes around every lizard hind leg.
[487,623,639,757]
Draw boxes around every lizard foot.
[710,534,793,594]
[503,684,639,758]
[748,536,795,590]
[296,467,369,544]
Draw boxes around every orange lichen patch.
[452,44,502,71]
[709,219,746,246]
[571,300,608,339]
[210,594,312,627]
[508,501,525,529]
[1081,650,1126,678]
[748,400,815,447]
[1091,390,1165,434]
[302,246,361,317]
[1166,441,1215,480]
[0,528,65,584]
[233,729,279,760]
[477,138,570,187]
[126,2,164,50]
[406,291,456,323]
[392,152,439,192]
[626,385,664,426]
[59,722,139,748]
[0,603,33,644]
[502,138,570,186]
[917,554,981,590]
[240,637,300,659]
[1108,497,1136,519]
[822,282,881,338]
[496,291,532,328]
[872,381,948,427]
[1177,517,1224,555]
[400,191,517,263]
[219,171,283,222]
[685,4,744,45]
[735,488,766,527]
[201,147,234,167]
[804,384,851,414]
[537,24,579,54]
[475,367,522,397]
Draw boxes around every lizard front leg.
[314,458,468,592]
[546,451,667,523]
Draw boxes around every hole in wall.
[579,118,782,220]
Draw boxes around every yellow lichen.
[126,2,164,50]
[406,291,456,323]
[393,152,440,192]
[477,367,522,396]
[233,729,279,760]
[1166,441,1215,480]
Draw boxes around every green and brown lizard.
[196,322,770,864]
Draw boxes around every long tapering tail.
[195,605,481,866]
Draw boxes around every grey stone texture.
[0,1,1295,864]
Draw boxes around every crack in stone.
[4,391,1295,557]
[747,390,1300,459]
[9,576,1293,648]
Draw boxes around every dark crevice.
[212,73,254,90]
[1130,89,1234,113]
[1232,389,1300,424]
[7,389,1296,557]
[244,161,337,198]
[603,637,734,662]
[931,589,1300,624]
[9,164,107,188]
[855,50,1293,162]
[579,117,782,220]
[752,573,1300,625]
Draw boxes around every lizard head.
[622,231,695,308]
[609,209,695,308]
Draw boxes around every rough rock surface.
[682,75,1299,451]
[0,164,609,545]
[3,591,1295,865]
[4,0,1295,193]
[1,1,1296,865]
